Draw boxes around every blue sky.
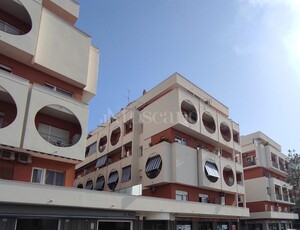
[76,0,300,154]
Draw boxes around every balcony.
[283,195,289,202]
[22,84,88,161]
[0,71,29,148]
[244,158,256,167]
[275,193,282,200]
[272,161,279,169]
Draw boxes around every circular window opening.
[95,175,105,191]
[85,179,93,190]
[220,122,231,142]
[35,104,82,147]
[0,0,32,35]
[110,127,121,146]
[204,161,219,183]
[145,154,162,179]
[223,166,234,187]
[202,111,216,134]
[181,100,198,124]
[99,135,107,152]
[0,85,17,129]
[77,183,83,189]
[108,170,119,191]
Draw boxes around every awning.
[108,171,119,184]
[121,166,131,183]
[85,180,93,190]
[94,176,105,190]
[95,155,107,169]
[145,155,162,172]
[204,161,220,178]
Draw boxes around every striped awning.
[108,171,119,184]
[204,161,220,178]
[85,180,93,190]
[95,176,105,191]
[95,155,107,169]
[121,166,131,183]
[145,155,162,172]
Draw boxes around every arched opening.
[181,100,198,124]
[35,105,82,147]
[110,127,121,146]
[220,122,231,142]
[0,85,17,129]
[0,0,32,35]
[202,111,216,134]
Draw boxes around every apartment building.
[241,132,298,230]
[0,0,107,229]
[75,73,249,229]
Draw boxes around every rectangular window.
[86,142,97,156]
[32,168,43,183]
[175,136,187,145]
[31,168,65,186]
[0,64,12,73]
[271,205,274,211]
[44,83,73,97]
[45,170,65,186]
[176,190,188,201]
[199,194,209,203]
[140,146,143,156]
[121,165,131,183]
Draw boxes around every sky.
[75,0,300,155]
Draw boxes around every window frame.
[44,82,73,98]
[199,194,209,203]
[31,167,65,186]
[175,190,188,201]
[175,136,187,145]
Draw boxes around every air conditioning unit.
[1,150,15,161]
[18,153,32,164]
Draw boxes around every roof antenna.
[124,89,131,105]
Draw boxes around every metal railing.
[272,161,279,168]
[275,193,282,200]
[0,19,22,35]
[39,131,70,147]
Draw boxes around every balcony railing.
[283,195,289,202]
[39,131,71,147]
[0,19,22,35]
[275,193,282,200]
[244,160,256,167]
[279,165,286,172]
[272,161,279,169]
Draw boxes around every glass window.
[32,168,64,186]
[32,168,43,183]
[86,142,97,156]
[45,170,65,186]
[176,190,188,201]
[175,136,187,145]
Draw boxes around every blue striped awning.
[145,155,162,172]
[95,155,107,169]
[121,166,131,183]
[108,171,119,184]
[204,161,220,178]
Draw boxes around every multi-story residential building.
[75,73,249,229]
[241,132,298,230]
